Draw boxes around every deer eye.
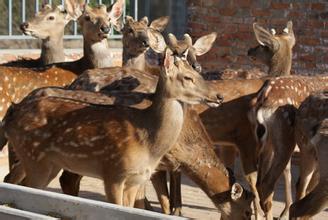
[84,15,90,21]
[48,16,55,20]
[184,76,194,82]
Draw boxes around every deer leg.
[3,161,25,184]
[59,170,83,196]
[263,193,273,220]
[169,170,182,216]
[240,150,264,220]
[290,181,328,219]
[104,176,125,205]
[134,183,154,211]
[8,143,18,170]
[123,184,141,207]
[278,160,292,220]
[22,163,60,189]
[151,170,170,214]
[296,149,316,201]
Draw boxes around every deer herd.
[0,0,327,219]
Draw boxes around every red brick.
[234,0,252,8]
[219,8,237,16]
[251,9,271,17]
[311,3,325,11]
[271,2,290,9]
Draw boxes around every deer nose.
[142,39,149,47]
[100,25,110,34]
[192,62,202,73]
[217,94,224,103]
[20,22,29,31]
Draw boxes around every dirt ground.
[0,156,327,220]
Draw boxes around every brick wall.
[187,0,328,75]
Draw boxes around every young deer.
[3,4,72,67]
[248,21,295,76]
[0,0,124,119]
[290,91,328,219]
[3,35,224,209]
[250,75,328,219]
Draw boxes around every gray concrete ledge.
[0,183,186,220]
[0,205,59,220]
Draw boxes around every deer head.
[248,21,295,76]
[148,30,223,107]
[122,16,169,56]
[166,32,217,73]
[20,4,71,40]
[65,0,124,43]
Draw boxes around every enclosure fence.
[0,0,138,40]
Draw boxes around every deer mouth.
[204,96,223,108]
[98,32,108,39]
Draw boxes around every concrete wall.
[187,0,328,75]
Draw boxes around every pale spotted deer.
[49,21,295,219]
[250,75,328,219]
[3,3,73,67]
[289,92,328,219]
[2,41,225,208]
[0,0,124,119]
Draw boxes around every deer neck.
[145,77,185,160]
[82,38,112,69]
[123,48,161,75]
[40,31,65,65]
[269,50,292,76]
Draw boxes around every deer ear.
[139,16,149,26]
[231,183,244,201]
[150,16,170,32]
[147,29,167,53]
[163,48,174,76]
[253,23,279,51]
[284,21,296,47]
[64,0,85,21]
[192,32,217,56]
[108,0,124,31]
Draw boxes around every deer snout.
[20,22,29,31]
[100,25,110,34]
[204,92,224,108]
[192,62,202,73]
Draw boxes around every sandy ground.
[0,156,327,220]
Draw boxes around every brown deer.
[3,4,73,67]
[2,36,225,209]
[2,84,255,219]
[51,21,295,219]
[64,28,218,215]
[289,91,328,219]
[250,75,328,219]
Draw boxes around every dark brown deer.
[3,4,73,67]
[289,91,328,219]
[250,75,328,219]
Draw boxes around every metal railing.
[0,0,138,40]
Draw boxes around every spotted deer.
[289,92,328,219]
[3,3,73,67]
[63,28,218,215]
[2,35,225,209]
[0,0,124,119]
[250,75,328,219]
[49,22,295,219]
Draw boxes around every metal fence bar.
[35,0,39,12]
[8,0,12,35]
[22,0,26,23]
[134,0,138,20]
